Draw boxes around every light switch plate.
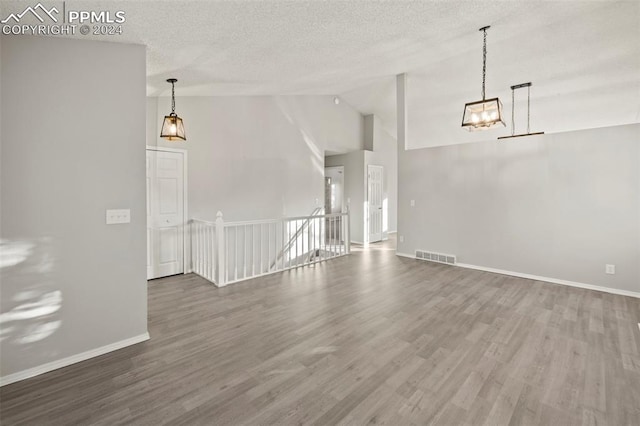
[106,209,130,224]
[605,264,615,275]
[410,200,415,207]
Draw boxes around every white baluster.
[234,226,238,282]
[260,223,271,272]
[191,222,195,274]
[208,225,213,280]
[346,207,350,254]
[197,223,201,275]
[328,216,332,258]
[215,211,226,286]
[308,219,311,264]
[203,223,207,279]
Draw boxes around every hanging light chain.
[481,27,488,101]
[171,80,176,114]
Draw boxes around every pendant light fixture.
[498,82,544,139]
[461,26,505,131]
[160,78,186,141]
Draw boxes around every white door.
[368,165,383,243]
[147,150,184,279]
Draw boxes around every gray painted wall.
[363,115,374,151]
[397,124,640,294]
[147,95,363,222]
[1,36,148,379]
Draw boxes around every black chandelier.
[461,26,505,131]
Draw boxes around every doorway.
[367,164,383,243]
[146,148,187,280]
[324,166,344,214]
[324,166,344,244]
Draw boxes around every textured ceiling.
[2,0,638,147]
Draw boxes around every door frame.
[146,145,189,275]
[367,164,384,244]
[324,166,345,213]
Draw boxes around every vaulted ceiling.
[3,0,638,147]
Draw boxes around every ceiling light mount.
[160,78,186,141]
[461,25,505,131]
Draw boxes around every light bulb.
[170,124,177,134]
[482,111,489,121]
[491,111,497,120]
[471,114,479,123]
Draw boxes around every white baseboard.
[0,332,150,387]
[456,263,640,299]
[395,251,639,299]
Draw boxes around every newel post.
[215,211,226,287]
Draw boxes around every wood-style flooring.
[1,238,639,425]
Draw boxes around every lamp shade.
[160,113,186,141]
[461,98,505,131]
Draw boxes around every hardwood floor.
[1,238,639,425]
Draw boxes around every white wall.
[147,95,363,222]
[1,36,148,382]
[397,124,640,295]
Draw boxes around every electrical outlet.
[605,264,615,275]
[399,235,404,243]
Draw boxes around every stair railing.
[190,208,350,287]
